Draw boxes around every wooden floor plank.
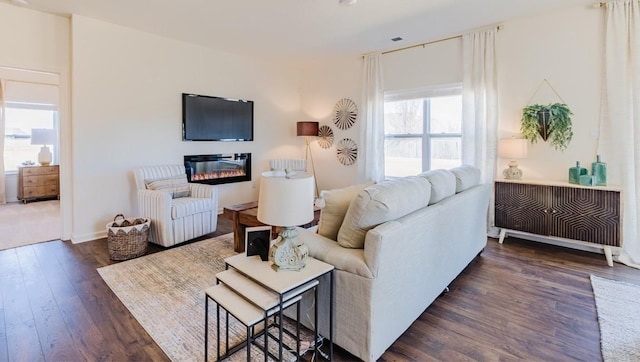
[1,218,640,361]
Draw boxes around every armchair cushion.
[145,175,191,198]
[171,197,215,219]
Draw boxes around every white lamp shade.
[498,138,528,159]
[257,171,315,227]
[31,128,56,146]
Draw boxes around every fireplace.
[184,153,251,185]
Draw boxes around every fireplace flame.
[193,170,246,180]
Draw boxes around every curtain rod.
[371,24,503,57]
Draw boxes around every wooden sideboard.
[18,165,60,203]
[494,179,622,266]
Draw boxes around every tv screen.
[182,93,254,141]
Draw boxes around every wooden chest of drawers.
[18,165,60,203]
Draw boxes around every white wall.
[0,3,71,239]
[497,5,603,180]
[300,4,603,186]
[71,15,303,242]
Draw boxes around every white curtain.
[598,0,640,267]
[462,28,498,236]
[358,53,385,184]
[0,79,5,205]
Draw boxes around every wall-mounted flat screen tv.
[182,93,254,141]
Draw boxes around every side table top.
[225,254,333,294]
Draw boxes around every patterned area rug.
[98,233,306,361]
[590,275,640,362]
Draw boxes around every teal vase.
[569,161,588,184]
[592,155,607,186]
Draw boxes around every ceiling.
[10,0,593,64]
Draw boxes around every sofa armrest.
[297,228,374,279]
[363,220,403,278]
[137,189,173,245]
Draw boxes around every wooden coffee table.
[223,201,320,252]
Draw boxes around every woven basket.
[106,214,150,261]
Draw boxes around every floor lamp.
[296,121,319,198]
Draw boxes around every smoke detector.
[339,0,357,6]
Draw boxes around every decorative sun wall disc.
[336,138,358,166]
[317,125,334,149]
[333,98,358,130]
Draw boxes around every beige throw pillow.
[337,176,431,249]
[317,181,375,240]
[145,175,191,199]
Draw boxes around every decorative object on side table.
[592,154,607,186]
[30,128,56,166]
[257,170,315,271]
[568,161,588,184]
[498,138,528,180]
[245,225,272,261]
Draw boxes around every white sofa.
[294,165,490,361]
[133,164,218,247]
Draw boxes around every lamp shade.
[31,128,55,146]
[498,138,528,159]
[257,171,315,227]
[296,121,319,137]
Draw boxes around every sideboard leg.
[603,245,614,267]
[498,229,507,244]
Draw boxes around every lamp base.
[269,226,309,272]
[503,160,523,180]
[38,145,52,166]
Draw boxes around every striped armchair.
[133,164,218,247]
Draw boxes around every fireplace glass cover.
[184,153,251,185]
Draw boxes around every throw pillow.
[316,181,375,240]
[450,164,481,193]
[337,176,431,249]
[417,169,456,204]
[145,175,191,199]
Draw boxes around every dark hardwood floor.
[1,218,639,361]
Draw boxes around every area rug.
[98,233,306,361]
[590,275,640,362]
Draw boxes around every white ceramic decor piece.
[333,98,358,130]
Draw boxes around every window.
[384,85,462,178]
[4,105,58,172]
[1,75,59,173]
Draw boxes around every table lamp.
[498,138,528,180]
[30,128,56,166]
[296,121,319,198]
[257,170,315,271]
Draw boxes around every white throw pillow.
[450,164,481,193]
[418,169,456,204]
[337,176,431,249]
[317,181,375,240]
[145,175,191,199]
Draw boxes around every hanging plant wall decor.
[520,103,573,150]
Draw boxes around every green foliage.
[520,103,573,151]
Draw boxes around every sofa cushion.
[145,175,191,198]
[337,176,431,248]
[317,181,375,240]
[171,197,213,219]
[418,169,456,204]
[450,164,481,193]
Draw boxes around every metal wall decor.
[336,138,358,166]
[317,125,334,149]
[333,98,358,130]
